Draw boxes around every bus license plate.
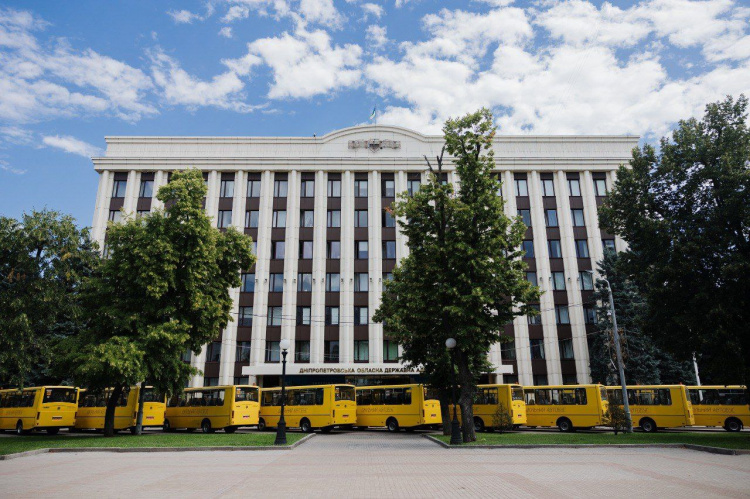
[52,416,62,420]
[243,415,249,418]
[146,416,154,420]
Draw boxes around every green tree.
[491,402,514,433]
[588,249,694,385]
[67,169,255,436]
[599,95,750,384]
[0,210,99,388]
[603,402,628,435]
[374,109,539,442]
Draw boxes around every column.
[369,170,383,364]
[581,171,604,271]
[122,170,140,215]
[282,171,300,363]
[151,170,168,211]
[250,171,274,367]
[339,171,354,364]
[395,170,408,260]
[91,170,113,249]
[311,170,328,365]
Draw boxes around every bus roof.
[524,384,604,389]
[261,384,354,391]
[356,384,424,390]
[184,385,258,392]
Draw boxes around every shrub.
[603,403,628,434]
[491,402,514,433]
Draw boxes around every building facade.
[91,125,637,388]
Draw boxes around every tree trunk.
[438,390,451,435]
[133,381,146,435]
[103,384,124,438]
[456,353,476,442]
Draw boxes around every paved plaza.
[1,431,749,498]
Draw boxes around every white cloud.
[299,0,344,27]
[394,0,415,7]
[167,10,203,24]
[222,5,250,22]
[42,135,102,158]
[220,0,342,27]
[0,160,26,175]
[219,26,233,38]
[0,126,34,145]
[361,3,384,20]
[366,25,388,50]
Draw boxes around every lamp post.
[445,338,462,445]
[275,338,291,445]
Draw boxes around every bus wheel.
[163,420,174,433]
[386,418,400,432]
[224,426,237,434]
[474,417,485,433]
[16,421,27,436]
[257,418,267,432]
[129,427,138,435]
[300,418,312,433]
[46,428,60,435]
[201,419,214,434]
[640,418,657,433]
[557,418,574,433]
[320,426,333,434]
[724,418,742,432]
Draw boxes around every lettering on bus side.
[358,407,396,414]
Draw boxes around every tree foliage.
[603,401,628,435]
[374,109,539,442]
[599,95,750,384]
[491,402,514,433]
[66,169,255,435]
[0,210,99,388]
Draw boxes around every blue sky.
[1,0,749,226]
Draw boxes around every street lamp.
[587,271,633,433]
[275,338,291,445]
[445,338,462,445]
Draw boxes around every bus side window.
[575,388,587,405]
[315,388,324,405]
[659,389,672,406]
[404,388,412,405]
[373,389,384,405]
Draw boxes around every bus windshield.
[335,386,355,402]
[512,387,524,401]
[141,388,164,403]
[43,388,77,404]
[235,387,259,402]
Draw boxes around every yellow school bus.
[523,385,608,432]
[470,384,527,431]
[165,385,260,433]
[0,386,78,435]
[259,384,356,433]
[355,384,441,431]
[606,385,694,432]
[75,386,166,433]
[687,386,749,432]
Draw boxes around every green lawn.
[434,431,750,450]
[0,431,305,456]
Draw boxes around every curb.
[421,434,750,455]
[0,433,315,461]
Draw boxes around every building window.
[562,374,578,385]
[204,377,219,387]
[541,179,555,196]
[239,306,253,327]
[552,271,566,290]
[241,273,255,292]
[603,239,616,251]
[526,272,537,286]
[272,241,285,259]
[272,210,286,228]
[206,341,222,362]
[575,239,589,258]
[559,338,574,360]
[247,179,261,198]
[267,307,282,327]
[325,306,339,325]
[137,210,149,218]
[236,341,251,362]
[299,240,313,259]
[217,210,232,228]
[382,210,396,228]
[555,305,570,324]
[234,376,250,385]
[583,305,596,324]
[300,180,315,198]
[354,180,368,197]
[300,210,314,227]
[297,306,311,326]
[382,240,396,259]
[528,304,542,325]
[354,273,369,292]
[354,210,368,228]
[297,273,312,292]
[579,271,594,291]
[327,179,341,197]
[548,240,562,258]
[568,179,581,196]
[220,179,235,198]
[108,210,122,223]
[269,273,284,292]
[518,209,531,226]
[522,240,534,258]
[533,375,548,386]
[327,240,340,259]
[407,179,421,196]
[245,210,259,228]
[111,179,127,198]
[327,210,341,228]
[324,341,340,363]
[594,178,607,196]
[295,341,310,363]
[355,241,369,259]
[383,340,398,362]
[354,306,368,326]
[273,179,288,197]
[265,341,280,362]
[325,273,340,292]
[139,179,153,198]
[383,272,393,291]
[354,340,369,362]
[571,209,585,227]
[514,179,528,196]
[530,339,545,360]
[501,340,516,360]
[544,209,558,227]
[382,179,395,197]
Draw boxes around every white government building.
[91,125,637,388]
